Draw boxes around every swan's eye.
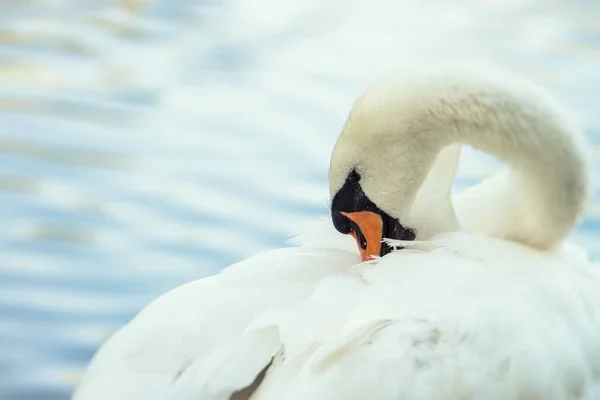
[347,169,361,183]
[348,220,368,250]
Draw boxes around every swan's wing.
[74,231,600,399]
[73,247,358,400]
[253,236,600,399]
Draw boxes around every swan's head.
[330,65,589,258]
[329,79,460,262]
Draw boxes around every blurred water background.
[1,0,600,398]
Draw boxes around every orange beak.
[341,211,383,262]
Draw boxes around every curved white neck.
[359,69,589,249]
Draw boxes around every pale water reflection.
[1,0,600,399]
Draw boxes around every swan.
[73,65,600,400]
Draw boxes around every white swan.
[73,65,600,400]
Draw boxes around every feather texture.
[74,224,600,399]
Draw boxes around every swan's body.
[74,65,600,400]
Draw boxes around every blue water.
[1,1,599,399]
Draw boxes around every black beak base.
[331,169,416,257]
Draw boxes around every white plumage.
[74,65,600,400]
[74,224,600,399]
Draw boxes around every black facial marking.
[347,169,361,183]
[332,208,351,234]
[331,168,416,257]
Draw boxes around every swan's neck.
[356,70,589,249]
[453,119,587,249]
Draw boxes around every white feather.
[74,65,600,399]
[74,229,600,400]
